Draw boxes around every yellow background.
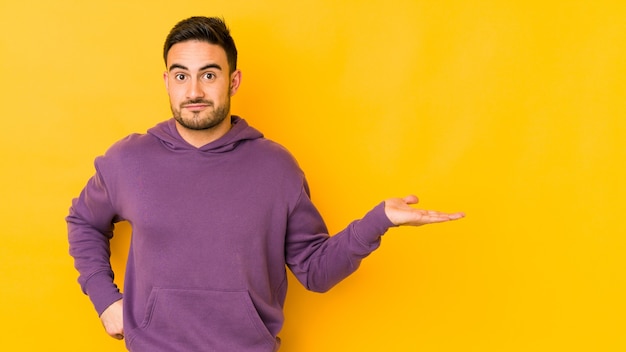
[1,0,625,351]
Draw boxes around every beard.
[172,97,231,131]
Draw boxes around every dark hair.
[163,16,238,73]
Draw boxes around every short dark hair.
[163,16,238,73]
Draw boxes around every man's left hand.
[384,195,465,226]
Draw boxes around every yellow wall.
[1,0,625,350]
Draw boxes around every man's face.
[164,40,240,131]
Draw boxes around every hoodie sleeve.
[67,160,123,316]
[285,182,396,293]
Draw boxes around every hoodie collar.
[148,116,264,153]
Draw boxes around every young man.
[67,16,464,352]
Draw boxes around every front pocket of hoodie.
[128,288,277,351]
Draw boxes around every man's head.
[164,16,238,74]
[163,17,242,136]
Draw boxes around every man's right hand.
[100,299,124,340]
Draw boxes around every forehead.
[166,40,229,71]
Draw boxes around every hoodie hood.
[147,115,264,154]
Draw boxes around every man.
[67,16,464,352]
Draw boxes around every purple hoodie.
[67,116,394,351]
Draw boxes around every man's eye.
[175,74,186,80]
[203,73,215,80]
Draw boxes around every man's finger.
[402,195,419,205]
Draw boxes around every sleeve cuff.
[352,201,396,246]
[84,271,124,316]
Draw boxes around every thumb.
[402,195,419,205]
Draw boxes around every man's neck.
[175,117,232,148]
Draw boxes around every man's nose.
[186,80,204,99]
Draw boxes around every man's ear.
[229,70,242,96]
[163,71,169,90]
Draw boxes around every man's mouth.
[182,101,212,111]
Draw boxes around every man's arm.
[285,189,464,293]
[67,168,124,338]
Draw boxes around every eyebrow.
[168,63,223,72]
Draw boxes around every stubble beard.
[172,98,231,131]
